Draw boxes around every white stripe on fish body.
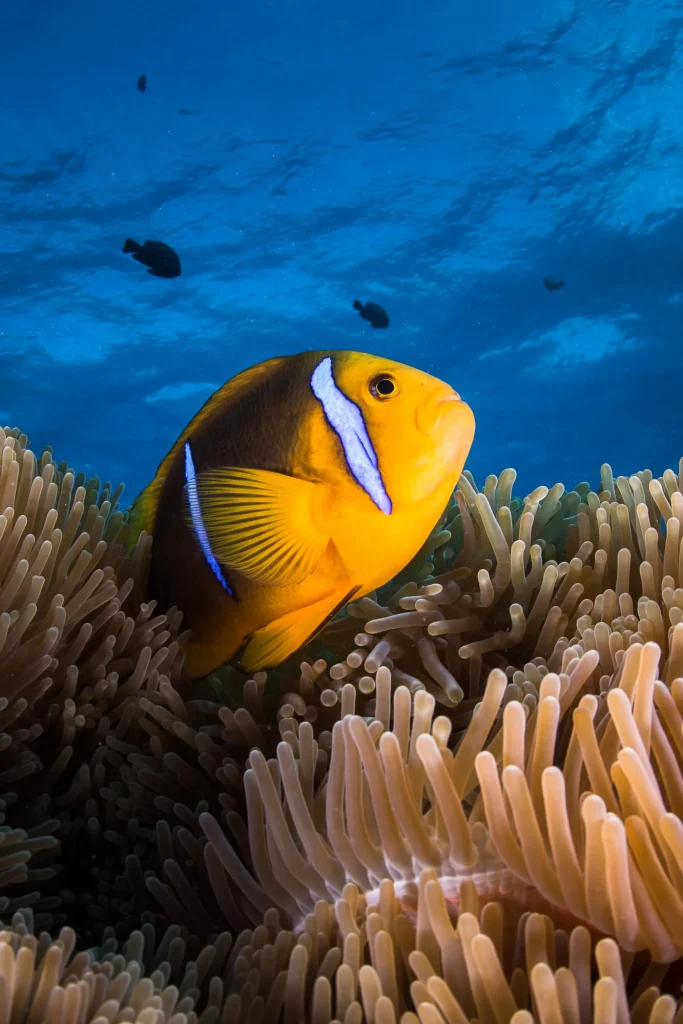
[184,441,233,593]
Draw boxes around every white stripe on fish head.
[310,356,392,515]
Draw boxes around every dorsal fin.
[126,356,289,547]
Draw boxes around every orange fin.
[126,474,165,548]
[194,466,329,587]
[239,585,361,672]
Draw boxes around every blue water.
[2,0,681,503]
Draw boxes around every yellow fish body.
[129,350,475,678]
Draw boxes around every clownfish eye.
[369,374,398,399]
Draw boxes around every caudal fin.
[123,238,141,254]
[352,299,363,312]
[126,473,164,551]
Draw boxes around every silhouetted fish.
[137,75,147,93]
[123,239,181,279]
[544,278,564,292]
[353,300,389,329]
[178,107,202,115]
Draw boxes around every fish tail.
[126,473,165,551]
[123,238,141,254]
[352,299,363,311]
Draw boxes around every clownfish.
[129,350,475,678]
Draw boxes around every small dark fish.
[123,239,181,279]
[544,277,564,292]
[137,74,147,93]
[178,107,202,116]
[353,299,389,329]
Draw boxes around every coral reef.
[1,424,683,1022]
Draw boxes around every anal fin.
[239,585,361,672]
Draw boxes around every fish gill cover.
[1,0,683,1021]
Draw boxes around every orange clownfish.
[129,350,475,678]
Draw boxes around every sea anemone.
[0,427,187,937]
[1,425,683,1021]
[0,909,239,1023]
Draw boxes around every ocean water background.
[1,0,681,504]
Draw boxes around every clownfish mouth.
[417,384,470,438]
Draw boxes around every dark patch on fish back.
[147,351,329,613]
[188,350,325,474]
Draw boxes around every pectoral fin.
[239,585,361,672]
[193,466,329,587]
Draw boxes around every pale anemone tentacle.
[2,426,683,1021]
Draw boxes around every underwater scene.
[2,0,683,1021]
